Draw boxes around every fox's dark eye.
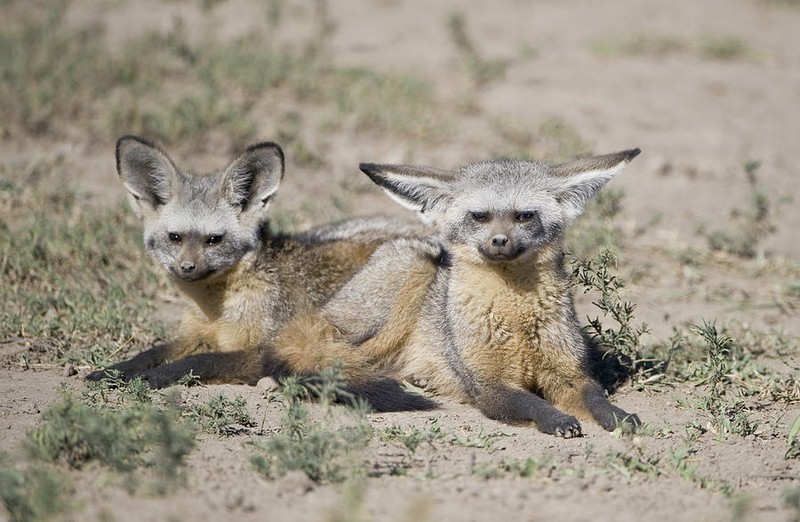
[471,211,489,222]
[168,233,182,243]
[516,211,536,222]
[206,234,224,246]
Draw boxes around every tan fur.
[344,151,641,435]
[88,137,436,411]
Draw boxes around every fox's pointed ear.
[116,135,179,214]
[551,148,640,222]
[359,163,455,216]
[222,141,284,214]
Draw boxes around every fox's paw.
[85,368,133,383]
[542,413,583,438]
[596,405,641,432]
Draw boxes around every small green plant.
[705,160,777,259]
[604,449,661,481]
[572,249,651,384]
[591,34,687,58]
[698,35,753,61]
[679,321,760,438]
[0,158,167,369]
[537,117,589,162]
[567,187,627,257]
[380,419,446,454]
[500,455,557,479]
[446,11,508,87]
[670,445,732,494]
[250,370,372,484]
[183,393,255,436]
[0,461,70,522]
[785,487,800,522]
[26,390,194,487]
[787,415,800,459]
[591,33,755,62]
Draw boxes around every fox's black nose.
[180,261,196,273]
[491,234,509,247]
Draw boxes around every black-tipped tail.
[344,378,438,412]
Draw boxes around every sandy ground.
[2,0,799,521]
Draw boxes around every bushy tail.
[269,314,436,412]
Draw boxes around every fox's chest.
[448,273,564,383]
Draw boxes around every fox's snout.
[479,232,523,261]
[172,241,212,281]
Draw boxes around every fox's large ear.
[116,135,179,215]
[359,163,455,216]
[551,148,640,222]
[221,142,284,214]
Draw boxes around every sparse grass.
[705,160,779,260]
[591,34,687,58]
[786,487,800,522]
[446,11,508,87]
[572,249,652,385]
[0,157,168,369]
[250,371,372,484]
[604,448,662,480]
[0,1,113,137]
[591,33,757,62]
[26,389,194,483]
[183,393,256,436]
[0,460,70,522]
[697,35,753,61]
[787,415,800,459]
[568,187,627,257]
[537,117,590,161]
[0,1,444,148]
[676,321,761,438]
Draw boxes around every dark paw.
[85,367,131,383]
[544,414,583,439]
[85,369,108,382]
[138,371,171,389]
[597,406,641,432]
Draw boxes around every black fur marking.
[475,383,583,437]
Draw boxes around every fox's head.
[116,135,284,282]
[360,149,640,265]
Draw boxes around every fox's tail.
[267,314,437,412]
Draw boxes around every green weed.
[250,371,372,484]
[446,12,508,87]
[0,460,70,522]
[787,415,800,459]
[591,33,756,62]
[705,160,778,259]
[183,393,255,436]
[698,35,754,61]
[591,34,686,58]
[677,321,760,437]
[26,390,194,488]
[0,158,167,369]
[380,419,446,454]
[605,449,661,481]
[785,487,800,522]
[572,249,651,385]
[537,117,589,162]
[0,1,113,137]
[567,187,627,257]
[500,455,557,479]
